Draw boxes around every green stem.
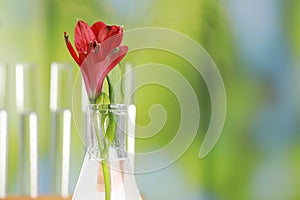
[92,111,103,152]
[89,102,111,199]
[100,110,112,200]
[106,76,113,102]
[91,77,115,200]
[101,159,111,200]
[92,112,111,200]
[90,98,96,104]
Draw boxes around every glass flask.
[72,104,142,200]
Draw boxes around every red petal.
[79,53,87,66]
[64,32,80,66]
[91,21,123,46]
[74,20,95,54]
[80,45,128,99]
[91,21,108,43]
[104,46,128,75]
[80,52,99,99]
[100,31,124,60]
[105,25,123,47]
[95,45,128,96]
[106,25,122,39]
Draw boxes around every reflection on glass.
[15,63,38,198]
[49,62,74,197]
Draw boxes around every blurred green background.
[1,0,300,199]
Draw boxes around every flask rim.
[85,103,128,113]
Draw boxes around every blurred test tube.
[0,64,8,198]
[123,63,136,170]
[49,62,74,197]
[15,63,38,198]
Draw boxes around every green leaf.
[96,92,110,105]
[105,112,116,144]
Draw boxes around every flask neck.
[86,104,128,160]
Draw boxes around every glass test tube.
[0,64,8,198]
[15,63,38,198]
[49,62,74,197]
[123,63,136,171]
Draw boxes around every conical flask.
[73,104,142,200]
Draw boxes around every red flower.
[64,20,128,101]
